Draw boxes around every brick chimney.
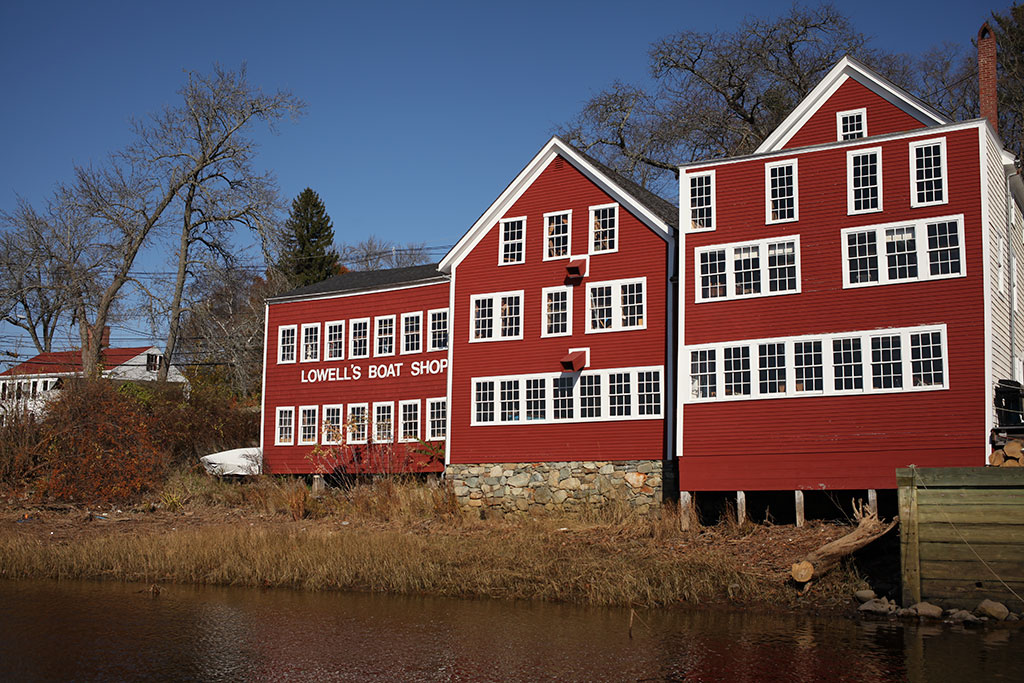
[86,326,111,349]
[978,22,998,134]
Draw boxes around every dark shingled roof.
[268,263,447,302]
[558,137,679,230]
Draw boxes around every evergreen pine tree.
[278,188,342,287]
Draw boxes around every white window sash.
[426,397,447,440]
[847,146,883,215]
[277,325,297,364]
[836,108,867,141]
[398,399,420,442]
[588,203,619,255]
[322,404,344,445]
[694,236,802,303]
[498,216,526,265]
[372,401,395,443]
[909,137,948,209]
[275,406,295,446]
[347,403,369,444]
[297,405,318,445]
[374,315,396,357]
[543,210,573,261]
[349,318,370,359]
[585,278,647,333]
[840,214,966,289]
[686,170,716,231]
[400,311,423,355]
[764,159,799,224]
[300,323,320,363]
[468,290,525,342]
[324,320,346,361]
[541,285,573,338]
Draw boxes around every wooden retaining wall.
[898,467,1024,611]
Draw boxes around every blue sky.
[0,0,997,350]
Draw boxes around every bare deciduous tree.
[341,235,431,271]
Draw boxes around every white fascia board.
[439,137,672,274]
[755,56,952,154]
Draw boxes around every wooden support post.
[795,490,805,528]
[867,489,878,516]
[312,475,325,498]
[897,472,921,606]
[680,492,693,531]
[736,491,746,525]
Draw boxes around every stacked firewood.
[990,439,1024,467]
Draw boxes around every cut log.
[1004,458,1022,467]
[991,449,1007,467]
[791,506,898,583]
[1004,440,1023,459]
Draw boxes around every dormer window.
[837,108,866,141]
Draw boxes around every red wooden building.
[677,54,1024,501]
[260,265,450,474]
[439,137,677,511]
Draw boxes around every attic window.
[837,109,866,141]
[146,354,163,372]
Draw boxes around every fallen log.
[791,505,898,583]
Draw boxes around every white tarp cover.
[200,447,262,476]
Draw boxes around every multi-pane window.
[837,109,866,140]
[401,312,422,355]
[500,380,520,422]
[586,279,646,332]
[276,407,294,445]
[525,378,546,421]
[426,398,447,440]
[843,216,964,288]
[500,217,525,264]
[347,404,368,444]
[375,316,395,356]
[580,375,602,418]
[637,371,662,415]
[545,211,571,259]
[301,324,320,362]
[350,319,369,359]
[428,309,449,351]
[794,341,823,393]
[325,321,345,361]
[590,204,618,253]
[871,335,903,390]
[690,349,717,399]
[471,292,523,341]
[278,325,297,363]
[298,406,318,444]
[543,287,572,337]
[689,171,715,229]
[833,338,863,391]
[758,343,786,394]
[374,403,394,443]
[696,238,800,302]
[322,405,343,445]
[910,331,944,386]
[553,376,575,419]
[910,138,946,207]
[399,401,420,442]
[609,372,631,416]
[475,381,495,423]
[848,148,882,214]
[724,346,751,396]
[766,160,797,223]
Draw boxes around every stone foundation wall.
[445,460,662,514]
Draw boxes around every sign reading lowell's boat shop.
[300,359,448,384]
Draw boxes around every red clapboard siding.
[449,156,669,464]
[682,124,986,491]
[262,281,449,474]
[783,78,928,149]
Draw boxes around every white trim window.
[910,138,947,208]
[470,366,663,426]
[350,318,370,359]
[347,403,368,444]
[375,315,396,357]
[837,108,866,141]
[686,325,948,403]
[278,325,297,364]
[847,147,883,214]
[298,405,318,445]
[688,171,715,230]
[373,402,394,443]
[499,216,526,265]
[589,203,618,254]
[470,291,524,341]
[428,308,449,351]
[399,400,420,442]
[765,159,798,224]
[300,323,320,362]
[401,312,422,355]
[841,215,965,288]
[695,237,801,302]
[426,397,447,440]
[542,286,572,337]
[586,278,646,333]
[322,404,344,445]
[325,321,346,361]
[275,406,295,446]
[544,210,572,260]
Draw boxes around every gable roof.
[267,263,447,303]
[755,56,951,154]
[439,136,677,273]
[0,347,156,377]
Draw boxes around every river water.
[1,580,1021,681]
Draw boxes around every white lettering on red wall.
[300,359,447,384]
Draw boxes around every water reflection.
[0,580,1021,681]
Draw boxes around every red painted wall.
[784,78,927,149]
[682,124,986,490]
[262,281,449,474]
[449,156,670,464]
